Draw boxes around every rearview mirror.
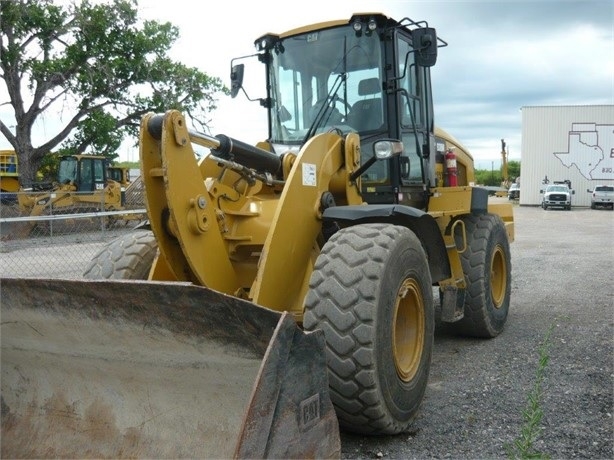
[230,64,244,98]
[412,27,438,67]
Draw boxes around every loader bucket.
[1,278,340,459]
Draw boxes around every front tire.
[304,223,433,435]
[449,214,511,338]
[83,230,157,279]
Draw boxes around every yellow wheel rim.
[392,278,425,382]
[490,244,507,309]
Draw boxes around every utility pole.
[501,139,509,188]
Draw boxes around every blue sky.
[1,0,612,169]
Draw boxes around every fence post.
[100,191,107,233]
[49,199,53,237]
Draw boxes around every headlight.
[374,140,403,159]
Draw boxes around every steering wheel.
[311,95,351,125]
[329,94,352,114]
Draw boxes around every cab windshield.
[57,157,77,184]
[268,24,383,144]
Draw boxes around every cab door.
[394,33,435,210]
[77,158,106,192]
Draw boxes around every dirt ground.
[341,200,614,459]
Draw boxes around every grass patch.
[506,322,555,459]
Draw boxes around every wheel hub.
[490,244,507,309]
[392,278,424,382]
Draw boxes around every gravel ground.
[2,200,612,459]
[341,201,614,459]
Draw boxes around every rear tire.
[304,223,433,435]
[449,214,511,338]
[83,230,157,279]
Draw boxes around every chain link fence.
[0,187,147,279]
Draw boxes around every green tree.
[508,160,521,182]
[475,168,502,187]
[474,161,521,187]
[0,0,228,185]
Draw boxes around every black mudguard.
[322,204,451,282]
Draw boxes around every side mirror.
[412,27,438,67]
[230,64,244,98]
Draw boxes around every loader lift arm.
[141,109,363,316]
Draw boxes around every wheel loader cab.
[57,155,108,191]
[243,14,444,211]
[108,166,130,185]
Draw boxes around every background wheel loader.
[16,154,131,216]
[1,13,514,459]
[4,154,144,238]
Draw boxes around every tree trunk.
[15,146,37,188]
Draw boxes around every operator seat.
[347,77,383,131]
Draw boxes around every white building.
[520,105,614,207]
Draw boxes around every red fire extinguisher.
[445,148,458,187]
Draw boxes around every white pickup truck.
[587,184,614,210]
[541,182,574,210]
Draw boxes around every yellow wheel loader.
[1,13,514,459]
[16,154,129,216]
[7,154,139,237]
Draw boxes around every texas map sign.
[554,123,614,180]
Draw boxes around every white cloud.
[2,0,612,167]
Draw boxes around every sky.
[1,0,613,169]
